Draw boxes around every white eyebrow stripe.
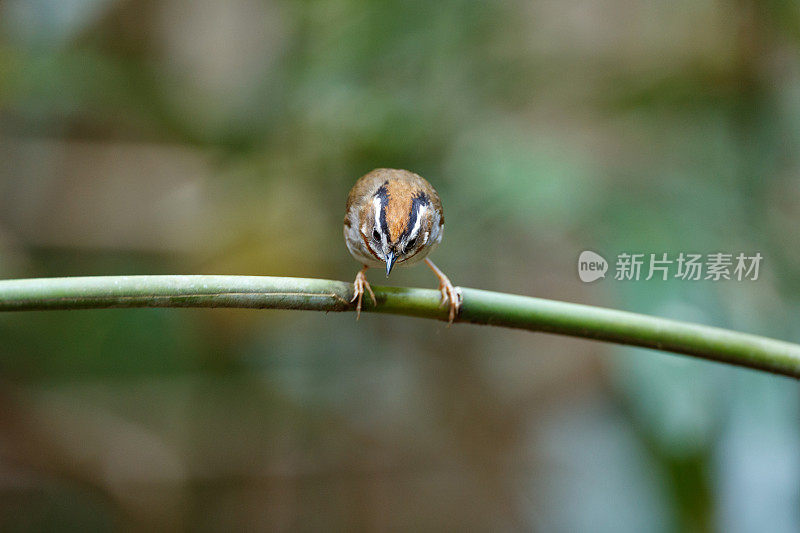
[408,204,427,241]
[372,197,382,232]
[371,196,388,250]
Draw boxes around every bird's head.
[363,180,435,276]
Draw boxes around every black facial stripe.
[375,182,390,238]
[401,192,429,241]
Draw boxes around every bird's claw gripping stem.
[438,280,462,325]
[424,258,461,325]
[351,266,376,319]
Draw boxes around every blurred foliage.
[1,0,799,530]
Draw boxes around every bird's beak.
[385,251,396,277]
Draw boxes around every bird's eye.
[406,237,417,249]
[372,229,381,242]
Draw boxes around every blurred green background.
[1,0,799,531]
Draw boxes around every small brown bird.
[344,168,461,323]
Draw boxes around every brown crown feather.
[383,179,418,242]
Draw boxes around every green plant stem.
[0,275,797,378]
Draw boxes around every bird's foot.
[437,277,462,326]
[424,258,462,326]
[351,267,376,319]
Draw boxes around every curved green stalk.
[0,275,798,378]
